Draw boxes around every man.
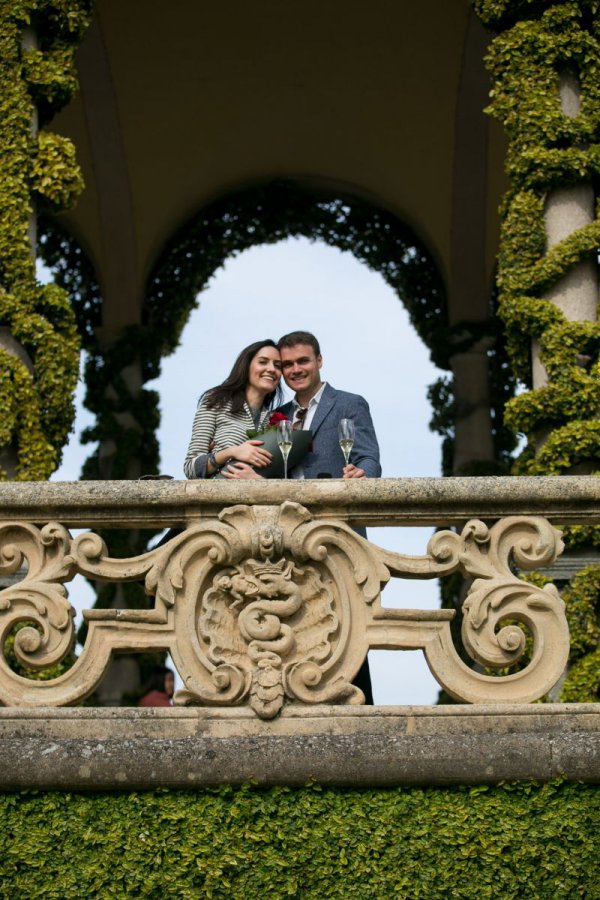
[278,330,381,703]
[276,330,381,480]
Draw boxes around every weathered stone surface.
[0,705,597,789]
[0,476,599,527]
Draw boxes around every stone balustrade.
[1,476,590,716]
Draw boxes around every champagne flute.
[338,418,355,467]
[277,419,293,479]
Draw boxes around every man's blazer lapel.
[277,385,337,434]
[307,384,337,435]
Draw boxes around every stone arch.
[144,179,449,371]
[144,179,514,477]
[143,177,459,470]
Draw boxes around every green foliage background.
[1,782,599,898]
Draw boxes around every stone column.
[448,11,496,475]
[89,332,154,704]
[94,336,145,482]
[532,72,598,388]
[450,341,495,474]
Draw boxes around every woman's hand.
[221,462,264,479]
[232,439,272,468]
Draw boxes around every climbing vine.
[473,0,600,700]
[0,0,90,479]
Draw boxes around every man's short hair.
[278,331,321,356]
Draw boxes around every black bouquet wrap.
[250,429,312,478]
[213,429,312,479]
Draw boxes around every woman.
[184,339,283,479]
[138,665,175,707]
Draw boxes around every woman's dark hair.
[146,665,174,693]
[204,339,283,413]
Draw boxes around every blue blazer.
[278,383,381,479]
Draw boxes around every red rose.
[269,412,289,426]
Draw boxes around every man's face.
[280,343,323,397]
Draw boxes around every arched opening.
[41,179,451,476]
[38,180,487,704]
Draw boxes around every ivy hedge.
[0,781,598,898]
[0,3,598,895]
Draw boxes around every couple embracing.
[183,330,381,482]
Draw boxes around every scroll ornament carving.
[0,503,569,714]
[374,515,569,703]
[0,523,75,677]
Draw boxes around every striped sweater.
[183,397,272,479]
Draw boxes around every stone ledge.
[2,476,600,527]
[1,704,598,789]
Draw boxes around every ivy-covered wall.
[1,782,598,898]
[0,0,90,479]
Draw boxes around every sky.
[51,237,447,704]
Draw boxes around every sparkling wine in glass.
[338,418,355,467]
[277,420,293,479]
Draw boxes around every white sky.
[52,237,447,704]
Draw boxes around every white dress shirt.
[291,382,327,479]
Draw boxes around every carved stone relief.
[0,502,569,716]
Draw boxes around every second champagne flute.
[277,419,293,479]
[338,418,355,467]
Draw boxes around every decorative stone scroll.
[0,502,569,716]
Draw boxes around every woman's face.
[164,671,175,697]
[248,346,282,395]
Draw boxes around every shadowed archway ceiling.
[50,0,506,331]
